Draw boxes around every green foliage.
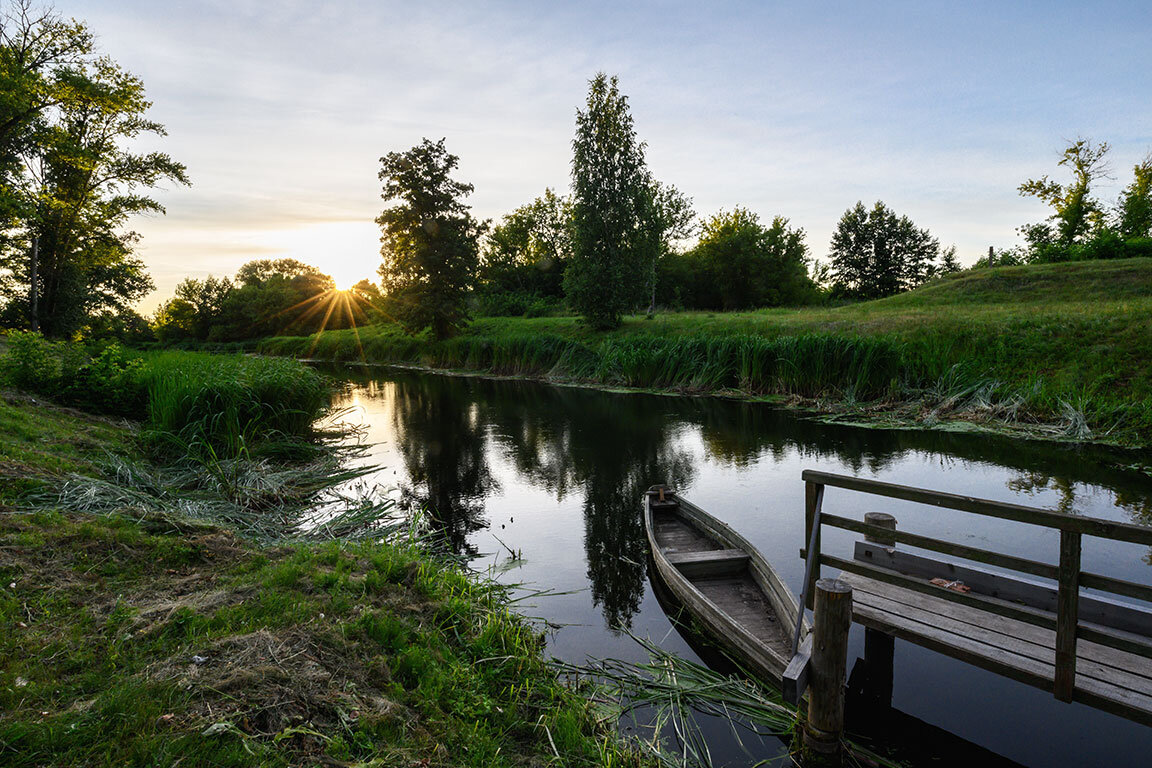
[685,207,814,310]
[829,201,944,299]
[377,138,484,340]
[140,352,330,460]
[567,73,658,330]
[0,5,189,336]
[1018,138,1111,248]
[477,188,572,309]
[1116,155,1152,240]
[0,506,645,767]
[0,335,330,459]
[0,328,57,390]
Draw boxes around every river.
[321,364,1152,767]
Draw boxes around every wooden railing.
[798,469,1152,702]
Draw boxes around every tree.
[478,188,572,307]
[689,208,812,310]
[1018,139,1111,249]
[567,73,657,330]
[377,138,484,340]
[0,1,93,229]
[829,201,942,299]
[646,181,695,314]
[1116,155,1152,241]
[172,275,233,340]
[0,5,188,336]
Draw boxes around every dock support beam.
[862,512,896,706]
[804,578,853,766]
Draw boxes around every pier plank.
[839,571,1152,725]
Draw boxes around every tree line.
[377,73,961,337]
[3,3,1151,342]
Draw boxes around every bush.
[57,343,147,417]
[0,330,59,392]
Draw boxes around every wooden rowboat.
[644,485,810,686]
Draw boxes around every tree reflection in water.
[329,366,1152,629]
[389,376,497,557]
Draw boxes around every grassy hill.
[262,258,1152,447]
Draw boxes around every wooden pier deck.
[789,469,1152,730]
[839,570,1152,725]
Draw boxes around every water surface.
[325,365,1152,767]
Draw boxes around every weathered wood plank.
[824,553,1058,630]
[1080,571,1152,606]
[803,482,823,611]
[823,513,1058,579]
[841,575,1152,725]
[853,541,1152,636]
[667,548,749,577]
[843,576,1152,698]
[844,574,1152,682]
[803,470,1152,546]
[783,635,812,704]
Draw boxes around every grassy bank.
[261,259,1152,446]
[1,334,330,461]
[0,394,646,767]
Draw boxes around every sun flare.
[262,221,379,291]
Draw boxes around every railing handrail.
[801,469,1152,703]
[802,469,1152,546]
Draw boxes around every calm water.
[324,365,1152,767]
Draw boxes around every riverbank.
[0,367,647,765]
[260,259,1152,449]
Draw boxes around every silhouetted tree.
[377,138,484,339]
[829,201,942,299]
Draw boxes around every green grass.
[261,258,1152,446]
[0,510,645,767]
[138,351,331,461]
[0,335,332,461]
[0,396,647,767]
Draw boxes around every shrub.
[0,330,60,392]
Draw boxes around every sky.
[68,0,1152,309]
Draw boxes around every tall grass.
[257,256,1152,446]
[1,333,332,460]
[139,351,330,460]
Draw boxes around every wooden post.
[1054,529,1081,702]
[863,512,896,546]
[862,513,896,708]
[805,578,852,765]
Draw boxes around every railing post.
[863,511,896,547]
[804,481,824,610]
[1054,529,1081,702]
[805,578,853,766]
[863,512,896,707]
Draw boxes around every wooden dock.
[787,469,1152,755]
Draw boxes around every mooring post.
[804,578,853,766]
[862,512,896,707]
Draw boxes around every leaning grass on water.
[576,635,902,768]
[261,257,1152,446]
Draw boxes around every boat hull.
[644,487,809,686]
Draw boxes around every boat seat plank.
[839,571,1152,726]
[667,549,750,578]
